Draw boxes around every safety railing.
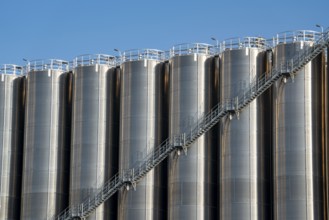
[220,37,268,51]
[129,135,187,182]
[73,54,116,68]
[0,64,24,75]
[273,30,321,45]
[170,43,215,57]
[121,49,166,62]
[27,59,69,72]
[54,27,329,220]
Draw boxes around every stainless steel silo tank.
[70,54,119,220]
[272,30,325,219]
[20,60,71,220]
[219,37,271,220]
[168,43,219,219]
[118,49,168,220]
[0,65,25,220]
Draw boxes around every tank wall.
[273,42,325,219]
[70,64,119,220]
[168,54,219,219]
[21,70,71,220]
[0,75,25,219]
[118,59,168,220]
[219,48,270,219]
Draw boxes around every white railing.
[73,54,116,68]
[27,59,69,72]
[220,37,268,51]
[273,30,321,45]
[170,43,215,57]
[0,64,24,75]
[121,49,165,62]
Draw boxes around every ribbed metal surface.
[219,46,270,219]
[70,64,119,220]
[0,74,24,219]
[273,41,325,219]
[168,53,218,219]
[118,59,168,220]
[21,69,71,220]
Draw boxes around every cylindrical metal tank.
[219,37,271,219]
[21,60,71,220]
[168,43,218,219]
[0,65,25,220]
[70,54,119,220]
[118,49,168,220]
[272,30,325,219]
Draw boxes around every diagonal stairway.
[54,28,329,220]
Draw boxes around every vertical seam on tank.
[279,78,284,219]
[23,77,27,217]
[304,64,308,219]
[322,47,329,218]
[8,77,13,216]
[96,67,100,218]
[146,60,149,219]
[321,53,326,220]
[275,74,280,220]
[249,49,252,220]
[0,76,6,211]
[48,71,53,218]
[196,54,199,219]
[326,50,329,220]
[322,52,327,220]
[7,77,13,217]
[72,71,76,208]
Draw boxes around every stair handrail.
[54,27,329,220]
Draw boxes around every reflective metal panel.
[219,46,270,219]
[70,63,119,220]
[21,69,71,220]
[0,72,25,220]
[117,58,168,220]
[168,53,218,219]
[273,41,325,220]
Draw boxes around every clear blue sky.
[0,0,328,65]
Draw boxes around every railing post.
[197,116,199,134]
[80,203,84,216]
[235,97,239,111]
[152,148,155,164]
[244,90,246,103]
[291,59,293,72]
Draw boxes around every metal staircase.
[54,28,329,220]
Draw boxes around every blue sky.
[0,0,328,65]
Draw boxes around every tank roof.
[27,59,69,72]
[73,54,116,68]
[121,49,165,62]
[0,64,24,75]
[170,43,215,57]
[273,30,320,45]
[220,37,267,51]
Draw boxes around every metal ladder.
[54,28,329,220]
